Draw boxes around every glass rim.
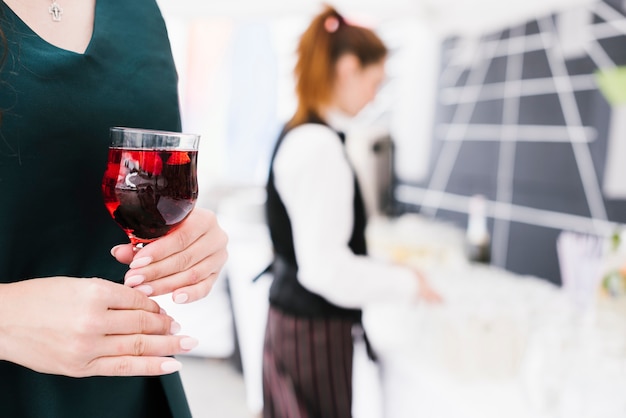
[109,126,200,150]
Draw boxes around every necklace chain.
[49,0,63,22]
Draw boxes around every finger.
[103,310,179,336]
[111,244,135,265]
[86,356,183,377]
[148,271,219,304]
[132,208,222,266]
[125,233,227,290]
[170,272,219,304]
[100,281,161,314]
[423,290,443,303]
[133,247,226,299]
[97,334,199,359]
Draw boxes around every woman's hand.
[0,277,197,377]
[111,207,228,304]
[412,269,444,303]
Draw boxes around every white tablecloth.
[362,215,626,418]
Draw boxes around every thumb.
[111,244,135,265]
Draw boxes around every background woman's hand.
[0,277,197,377]
[111,207,228,304]
[412,269,444,303]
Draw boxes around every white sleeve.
[273,124,418,308]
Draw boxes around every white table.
[362,215,626,418]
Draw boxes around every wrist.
[0,283,10,361]
[0,282,23,362]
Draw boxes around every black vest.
[265,119,367,320]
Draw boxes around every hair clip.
[324,16,340,33]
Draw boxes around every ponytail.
[288,4,387,128]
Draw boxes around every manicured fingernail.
[174,293,189,304]
[170,321,182,335]
[161,360,182,373]
[180,337,199,351]
[129,256,152,269]
[135,285,153,296]
[124,275,145,287]
[110,245,123,258]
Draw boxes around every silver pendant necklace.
[49,0,63,22]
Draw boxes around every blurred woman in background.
[263,5,441,418]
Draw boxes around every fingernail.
[130,256,152,269]
[110,245,123,258]
[170,321,182,335]
[161,360,182,373]
[180,337,199,351]
[174,293,189,304]
[135,285,153,296]
[160,308,167,315]
[124,275,145,287]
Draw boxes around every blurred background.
[153,0,626,417]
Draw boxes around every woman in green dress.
[0,0,228,416]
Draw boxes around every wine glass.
[102,127,200,249]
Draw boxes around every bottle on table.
[465,194,491,263]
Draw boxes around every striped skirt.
[262,306,357,418]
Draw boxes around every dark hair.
[288,4,387,128]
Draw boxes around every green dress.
[0,0,193,416]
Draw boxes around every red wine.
[102,148,198,244]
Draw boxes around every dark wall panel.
[396,0,626,284]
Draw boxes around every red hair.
[288,5,387,128]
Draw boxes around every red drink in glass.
[102,128,200,247]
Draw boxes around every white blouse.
[272,118,418,309]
